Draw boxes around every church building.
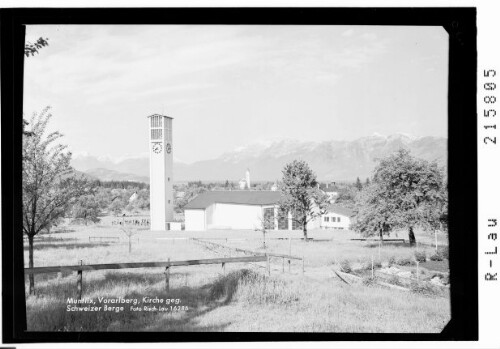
[183,190,322,231]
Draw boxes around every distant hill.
[71,134,447,182]
[85,168,150,183]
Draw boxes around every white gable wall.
[321,213,351,229]
[185,209,206,231]
[211,203,263,230]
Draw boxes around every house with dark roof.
[184,190,278,231]
[320,204,355,230]
[184,190,322,231]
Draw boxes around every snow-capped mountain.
[71,134,447,182]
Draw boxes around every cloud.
[24,25,390,110]
[361,33,377,41]
[341,28,355,37]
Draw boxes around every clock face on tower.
[152,143,162,154]
[166,143,172,154]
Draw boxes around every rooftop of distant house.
[319,182,339,192]
[326,204,355,217]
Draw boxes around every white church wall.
[212,203,263,230]
[185,209,206,231]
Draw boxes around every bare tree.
[120,221,138,254]
[255,213,275,249]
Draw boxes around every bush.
[410,281,438,296]
[396,257,412,266]
[340,259,352,273]
[208,269,252,303]
[438,246,449,259]
[429,252,444,261]
[388,274,402,286]
[414,250,426,263]
[362,276,377,286]
[388,256,397,266]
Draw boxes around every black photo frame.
[1,7,477,343]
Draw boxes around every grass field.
[24,217,450,332]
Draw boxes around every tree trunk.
[379,229,384,244]
[303,222,308,240]
[408,226,416,246]
[28,235,35,295]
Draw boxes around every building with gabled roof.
[320,204,355,230]
[184,190,285,231]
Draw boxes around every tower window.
[168,200,171,204]
[151,129,162,140]
[168,177,170,181]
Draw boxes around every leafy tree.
[95,188,112,211]
[355,177,363,191]
[335,185,358,209]
[109,198,126,216]
[71,194,101,225]
[24,37,49,57]
[133,189,150,211]
[175,186,207,213]
[365,177,371,186]
[23,107,93,294]
[372,149,446,246]
[23,37,49,137]
[278,160,330,239]
[351,184,392,242]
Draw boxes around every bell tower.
[148,114,174,230]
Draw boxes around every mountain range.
[71,134,447,183]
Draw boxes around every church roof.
[184,190,282,210]
[326,204,355,217]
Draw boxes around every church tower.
[245,168,251,189]
[148,114,174,230]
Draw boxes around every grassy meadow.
[24,217,450,332]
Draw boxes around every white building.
[238,179,247,190]
[184,190,319,231]
[238,168,251,190]
[128,191,138,203]
[320,204,355,230]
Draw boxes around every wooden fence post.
[266,255,270,276]
[416,261,419,282]
[282,257,285,273]
[165,258,170,292]
[222,262,226,276]
[77,260,83,300]
[288,259,291,273]
[371,255,374,278]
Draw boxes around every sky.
[24,25,448,164]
